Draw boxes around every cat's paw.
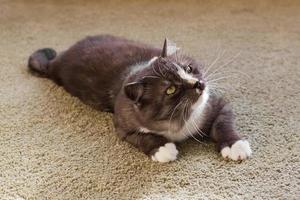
[221,140,252,161]
[151,143,178,163]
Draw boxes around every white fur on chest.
[139,88,209,142]
[178,88,209,139]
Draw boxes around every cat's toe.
[221,146,231,159]
[221,140,252,161]
[151,143,178,163]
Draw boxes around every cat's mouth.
[188,80,206,102]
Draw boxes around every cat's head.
[124,39,208,134]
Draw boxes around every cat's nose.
[193,81,205,90]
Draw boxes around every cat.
[28,34,252,162]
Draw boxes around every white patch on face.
[174,63,198,85]
[134,60,209,143]
[221,140,252,161]
[151,143,178,162]
[129,56,158,75]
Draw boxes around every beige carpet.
[0,0,299,199]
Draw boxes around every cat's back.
[48,35,160,111]
[51,35,160,76]
[62,34,159,65]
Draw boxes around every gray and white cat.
[28,35,252,162]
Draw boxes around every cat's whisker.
[207,75,237,84]
[205,51,241,80]
[181,107,192,140]
[203,49,225,78]
[191,117,208,137]
[207,82,235,92]
[206,69,250,81]
[182,100,205,145]
[168,100,184,135]
[184,102,207,143]
[190,120,204,138]
[192,120,207,138]
[207,83,230,90]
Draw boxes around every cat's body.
[28,35,252,162]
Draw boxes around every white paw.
[221,140,252,161]
[151,143,178,163]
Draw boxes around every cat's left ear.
[124,76,160,103]
[124,82,144,103]
[161,38,179,57]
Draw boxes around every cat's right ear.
[161,38,178,58]
[124,82,144,103]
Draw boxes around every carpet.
[0,0,299,199]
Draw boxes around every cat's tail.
[28,48,57,76]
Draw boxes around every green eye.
[166,85,176,95]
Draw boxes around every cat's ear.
[161,38,179,57]
[124,76,160,102]
[124,82,144,103]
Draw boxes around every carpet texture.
[0,0,299,199]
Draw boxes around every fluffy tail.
[28,48,56,76]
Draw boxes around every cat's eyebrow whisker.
[206,75,237,84]
[206,71,237,80]
[205,51,241,80]
[206,69,250,81]
[207,82,234,91]
[204,53,240,81]
[203,49,225,78]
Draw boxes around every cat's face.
[124,40,207,133]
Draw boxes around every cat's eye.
[166,85,176,95]
[186,64,192,73]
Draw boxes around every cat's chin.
[191,87,209,111]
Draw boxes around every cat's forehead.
[151,58,199,85]
[159,54,194,65]
[154,56,190,72]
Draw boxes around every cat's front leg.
[210,102,252,161]
[118,129,178,163]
